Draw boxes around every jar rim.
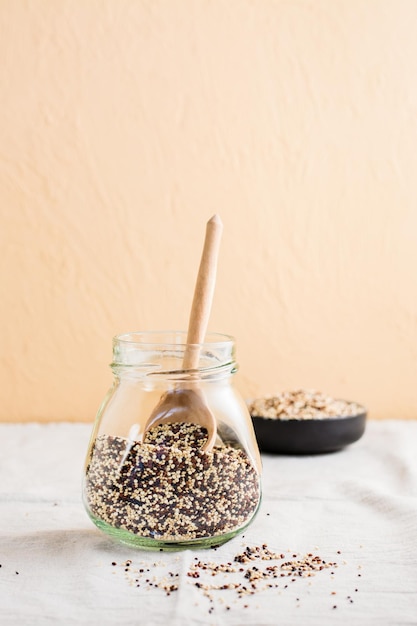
[113,330,235,348]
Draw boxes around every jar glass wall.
[83,331,262,550]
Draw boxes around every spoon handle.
[183,214,223,370]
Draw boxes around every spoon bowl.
[140,387,217,451]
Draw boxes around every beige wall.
[1,0,417,422]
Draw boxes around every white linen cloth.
[0,420,416,626]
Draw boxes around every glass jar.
[83,331,262,550]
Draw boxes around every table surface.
[1,420,416,626]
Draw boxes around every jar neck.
[111,331,238,381]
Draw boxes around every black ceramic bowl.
[251,410,367,455]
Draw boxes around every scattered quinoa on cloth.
[109,543,363,615]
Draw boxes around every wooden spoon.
[140,214,223,452]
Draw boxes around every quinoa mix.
[109,542,363,614]
[85,422,260,542]
[248,389,365,420]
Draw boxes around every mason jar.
[83,331,262,550]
